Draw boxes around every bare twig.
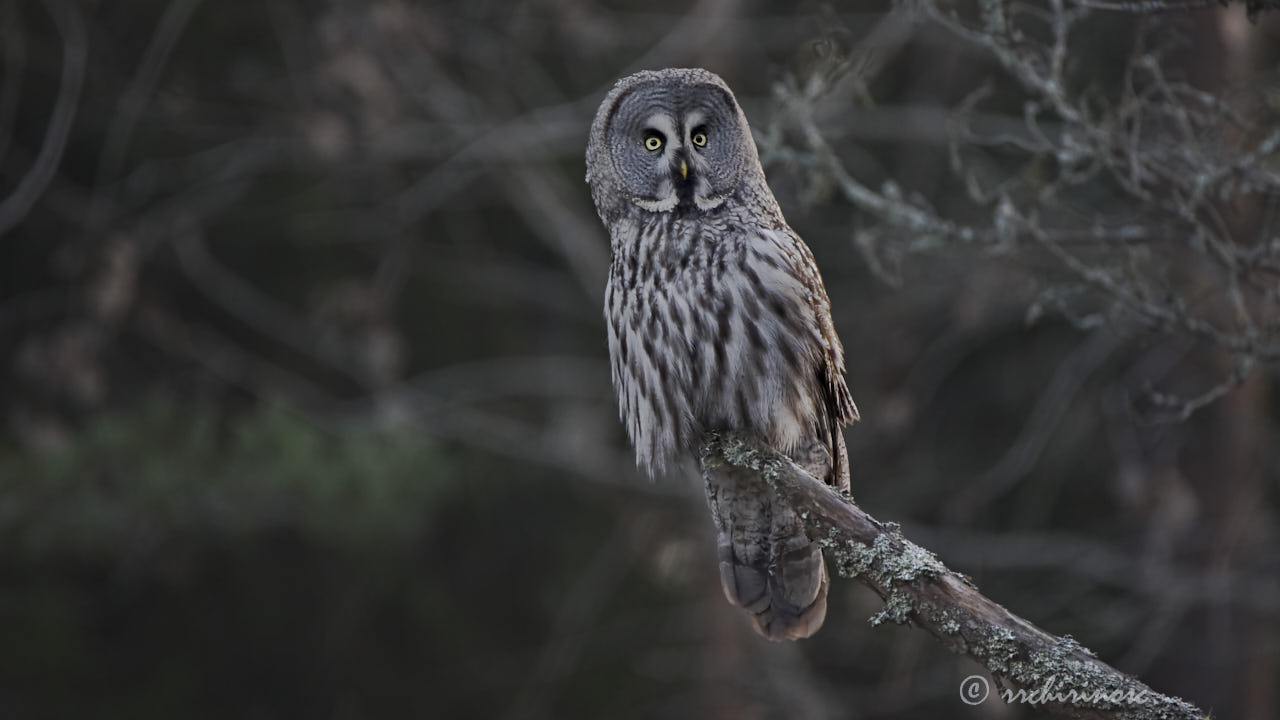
[1074,0,1280,21]
[172,226,371,386]
[950,328,1123,520]
[86,0,204,232]
[775,0,1280,421]
[0,2,27,167]
[0,0,85,237]
[502,519,633,720]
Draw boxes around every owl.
[586,68,858,640]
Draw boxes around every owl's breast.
[603,219,703,474]
[605,218,825,473]
[678,244,823,455]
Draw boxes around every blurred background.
[2,0,1279,718]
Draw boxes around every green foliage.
[0,398,450,560]
[0,401,708,719]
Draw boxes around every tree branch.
[0,0,86,238]
[699,432,1207,720]
[1075,0,1280,22]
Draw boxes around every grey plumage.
[586,68,858,640]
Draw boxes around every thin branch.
[777,0,1280,421]
[700,433,1207,720]
[0,0,86,238]
[502,519,633,720]
[82,0,204,233]
[172,226,371,386]
[950,328,1123,520]
[0,2,27,167]
[1074,0,1280,21]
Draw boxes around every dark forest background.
[2,1,1278,718]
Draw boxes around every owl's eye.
[691,130,708,148]
[644,133,664,151]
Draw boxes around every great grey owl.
[586,68,858,640]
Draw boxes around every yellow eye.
[692,131,708,147]
[644,135,663,151]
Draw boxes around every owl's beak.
[679,158,688,180]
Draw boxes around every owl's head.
[587,68,760,216]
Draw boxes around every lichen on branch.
[700,432,1207,720]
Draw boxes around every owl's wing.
[819,342,858,427]
[785,228,858,428]
[815,300,857,492]
[773,225,858,490]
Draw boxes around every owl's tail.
[716,520,829,641]
[705,463,829,641]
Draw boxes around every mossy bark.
[700,432,1208,720]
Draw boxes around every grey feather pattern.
[587,68,858,640]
